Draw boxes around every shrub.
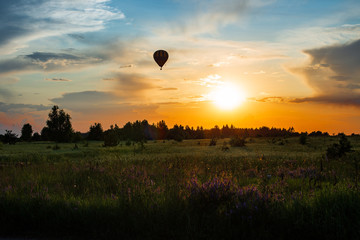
[299,133,307,145]
[103,130,119,147]
[209,138,217,146]
[229,135,246,147]
[326,134,352,159]
[52,144,60,150]
[125,139,132,146]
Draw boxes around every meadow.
[1,136,360,239]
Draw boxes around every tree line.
[0,105,339,145]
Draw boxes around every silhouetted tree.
[122,122,133,141]
[21,123,33,141]
[195,126,204,139]
[157,120,168,140]
[3,130,17,144]
[88,123,103,141]
[299,133,308,145]
[32,132,41,141]
[167,124,185,141]
[72,131,83,142]
[103,126,119,147]
[210,125,221,139]
[41,127,50,141]
[46,105,74,142]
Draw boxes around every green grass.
[1,136,360,239]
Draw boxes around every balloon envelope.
[153,50,168,70]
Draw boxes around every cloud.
[0,102,49,113]
[0,89,15,101]
[167,0,273,36]
[282,24,360,49]
[160,88,178,91]
[0,0,124,54]
[255,97,287,103]
[45,78,72,82]
[111,73,159,98]
[291,39,360,106]
[0,51,103,75]
[50,91,120,110]
[119,64,133,69]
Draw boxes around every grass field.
[1,136,360,239]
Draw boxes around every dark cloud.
[68,34,85,40]
[26,52,82,62]
[291,95,360,106]
[0,51,103,75]
[0,102,49,112]
[119,64,133,69]
[292,39,360,106]
[329,75,350,81]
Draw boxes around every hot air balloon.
[153,50,168,70]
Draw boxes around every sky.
[1,0,360,135]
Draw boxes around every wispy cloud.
[0,0,124,54]
[282,24,360,49]
[45,78,72,82]
[160,88,178,91]
[165,0,273,36]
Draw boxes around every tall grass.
[1,137,360,239]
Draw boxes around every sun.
[210,83,246,110]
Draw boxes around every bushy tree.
[41,127,50,141]
[167,124,185,142]
[103,128,119,147]
[88,123,103,140]
[46,105,74,142]
[21,123,33,141]
[3,130,18,144]
[32,132,41,141]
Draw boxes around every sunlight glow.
[210,83,246,110]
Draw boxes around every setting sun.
[210,83,246,110]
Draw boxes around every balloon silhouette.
[153,50,168,70]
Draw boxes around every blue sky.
[1,0,360,134]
